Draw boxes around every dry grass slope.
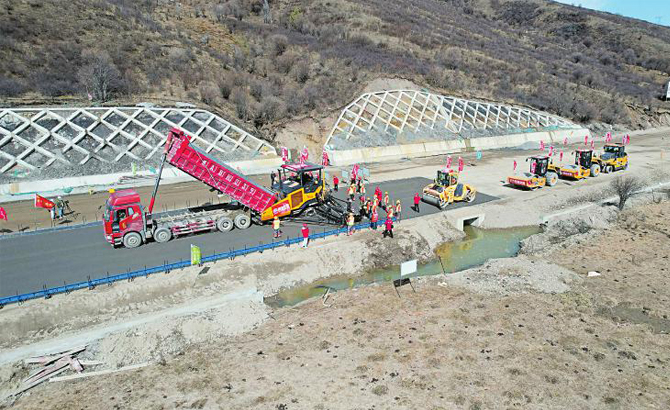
[1,0,669,142]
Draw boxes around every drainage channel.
[264,224,542,308]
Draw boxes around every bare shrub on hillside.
[231,88,251,120]
[611,176,643,210]
[77,50,121,102]
[0,76,26,97]
[292,61,309,83]
[199,81,221,105]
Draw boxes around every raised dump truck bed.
[165,129,277,213]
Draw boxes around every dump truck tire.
[546,172,558,186]
[466,190,476,202]
[590,164,601,177]
[154,227,172,243]
[216,216,234,232]
[123,232,142,248]
[234,214,251,229]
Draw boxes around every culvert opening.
[463,217,480,226]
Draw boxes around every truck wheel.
[623,162,628,170]
[154,227,172,243]
[546,172,558,187]
[466,190,476,202]
[605,165,613,174]
[123,232,142,248]
[234,214,251,229]
[590,164,601,177]
[216,216,234,232]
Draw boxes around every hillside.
[1,0,669,142]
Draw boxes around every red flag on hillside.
[0,207,7,221]
[35,194,55,209]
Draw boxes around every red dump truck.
[103,128,344,248]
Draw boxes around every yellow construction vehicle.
[506,156,559,189]
[593,143,628,173]
[559,149,600,180]
[422,170,476,208]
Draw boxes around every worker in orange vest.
[387,202,394,218]
[347,212,355,236]
[348,183,356,201]
[273,216,282,238]
[395,200,402,222]
[370,208,379,230]
[383,192,389,211]
[365,197,373,218]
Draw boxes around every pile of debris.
[15,345,147,397]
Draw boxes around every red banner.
[35,194,55,209]
[0,206,7,221]
[446,155,452,169]
[458,156,464,172]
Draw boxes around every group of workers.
[49,196,71,221]
[271,171,425,245]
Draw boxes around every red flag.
[560,151,564,161]
[301,146,309,162]
[584,135,588,145]
[622,135,626,145]
[513,160,517,171]
[281,147,289,163]
[446,155,452,169]
[35,194,55,209]
[0,206,7,221]
[352,164,360,180]
[626,134,630,145]
[321,150,329,166]
[563,137,568,146]
[458,156,464,172]
[549,145,554,156]
[540,140,545,151]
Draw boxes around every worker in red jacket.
[375,186,382,203]
[413,192,421,212]
[333,175,339,191]
[382,216,394,238]
[301,223,310,248]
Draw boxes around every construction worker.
[383,216,394,238]
[395,200,402,222]
[347,212,355,236]
[365,197,372,218]
[375,186,382,203]
[413,192,421,212]
[272,216,282,238]
[382,192,389,211]
[301,223,310,248]
[371,208,379,230]
[387,203,394,218]
[270,170,277,186]
[348,183,356,201]
[359,178,366,196]
[56,196,65,219]
[333,175,339,191]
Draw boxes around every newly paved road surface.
[0,177,496,297]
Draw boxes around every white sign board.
[667,80,670,100]
[400,260,417,277]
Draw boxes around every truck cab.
[103,189,146,248]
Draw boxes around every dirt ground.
[3,196,669,409]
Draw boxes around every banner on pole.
[191,244,202,266]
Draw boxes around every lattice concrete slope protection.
[0,107,276,181]
[325,89,578,150]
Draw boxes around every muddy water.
[264,225,542,308]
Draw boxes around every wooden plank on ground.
[49,363,149,382]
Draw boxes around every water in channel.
[264,224,542,308]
